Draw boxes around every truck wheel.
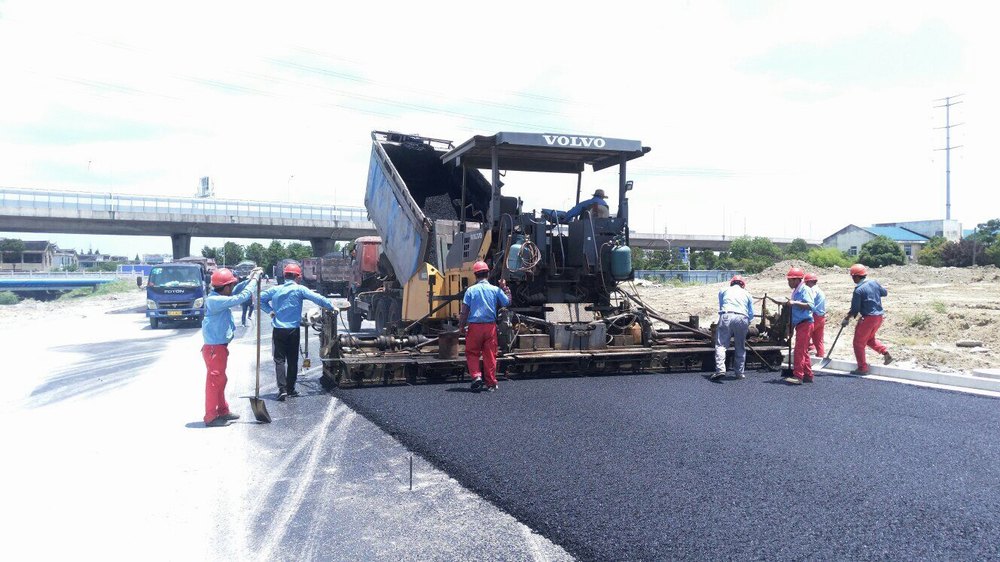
[150,317,159,329]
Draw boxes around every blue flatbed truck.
[145,263,207,328]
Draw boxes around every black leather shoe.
[288,390,301,398]
[277,392,287,402]
[205,417,230,427]
[220,412,240,421]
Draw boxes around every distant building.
[0,240,56,272]
[78,253,110,269]
[52,248,79,270]
[823,225,930,262]
[872,219,962,242]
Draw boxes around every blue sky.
[1,0,996,256]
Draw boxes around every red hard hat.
[849,263,867,276]
[210,268,237,287]
[729,275,745,288]
[472,260,489,274]
[283,263,302,275]
[804,272,818,282]
[786,267,805,279]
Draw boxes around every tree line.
[917,219,1000,267]
[201,240,343,272]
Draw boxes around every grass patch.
[0,291,19,305]
[931,301,947,314]
[59,280,140,300]
[907,312,932,329]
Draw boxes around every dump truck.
[302,251,353,296]
[317,131,790,388]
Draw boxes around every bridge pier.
[310,238,335,257]
[171,234,191,260]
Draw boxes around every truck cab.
[145,263,207,329]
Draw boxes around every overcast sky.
[1,0,996,256]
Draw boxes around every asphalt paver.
[333,372,1000,561]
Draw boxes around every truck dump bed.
[365,131,491,282]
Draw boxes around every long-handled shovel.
[249,277,271,423]
[818,322,846,370]
[781,305,794,378]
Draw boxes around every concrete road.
[2,303,570,561]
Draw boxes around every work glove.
[307,309,323,322]
[841,317,850,328]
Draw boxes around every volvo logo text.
[542,135,606,148]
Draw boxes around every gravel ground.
[334,374,1000,561]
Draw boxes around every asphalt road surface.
[334,372,1000,561]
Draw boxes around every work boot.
[736,373,746,380]
[883,352,894,365]
[783,376,802,385]
[470,377,484,391]
[803,377,814,383]
[710,371,725,381]
[205,417,230,428]
[849,369,868,376]
[288,389,301,398]
[220,412,240,421]
[277,391,287,402]
[485,385,498,392]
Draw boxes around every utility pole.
[934,95,964,220]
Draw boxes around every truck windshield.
[149,267,202,288]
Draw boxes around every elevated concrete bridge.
[0,187,820,258]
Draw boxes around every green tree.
[220,241,245,266]
[805,247,852,268]
[245,242,267,266]
[0,238,25,264]
[785,238,810,259]
[859,235,905,267]
[264,241,287,272]
[689,249,718,270]
[286,242,312,262]
[917,236,947,267]
[201,245,219,260]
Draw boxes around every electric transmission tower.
[933,94,963,220]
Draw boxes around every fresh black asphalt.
[333,372,1000,561]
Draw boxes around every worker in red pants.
[804,272,826,357]
[458,261,511,392]
[783,267,816,385]
[842,264,893,374]
[201,267,260,427]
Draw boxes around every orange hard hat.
[729,275,745,288]
[849,264,867,277]
[283,263,302,275]
[210,268,237,287]
[472,260,489,274]
[786,267,805,279]
[804,272,818,282]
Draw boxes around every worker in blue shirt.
[783,267,816,385]
[712,275,755,381]
[805,273,827,357]
[458,261,511,392]
[842,263,892,374]
[260,262,337,400]
[201,267,262,427]
[564,189,610,221]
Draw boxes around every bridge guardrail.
[0,187,369,222]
